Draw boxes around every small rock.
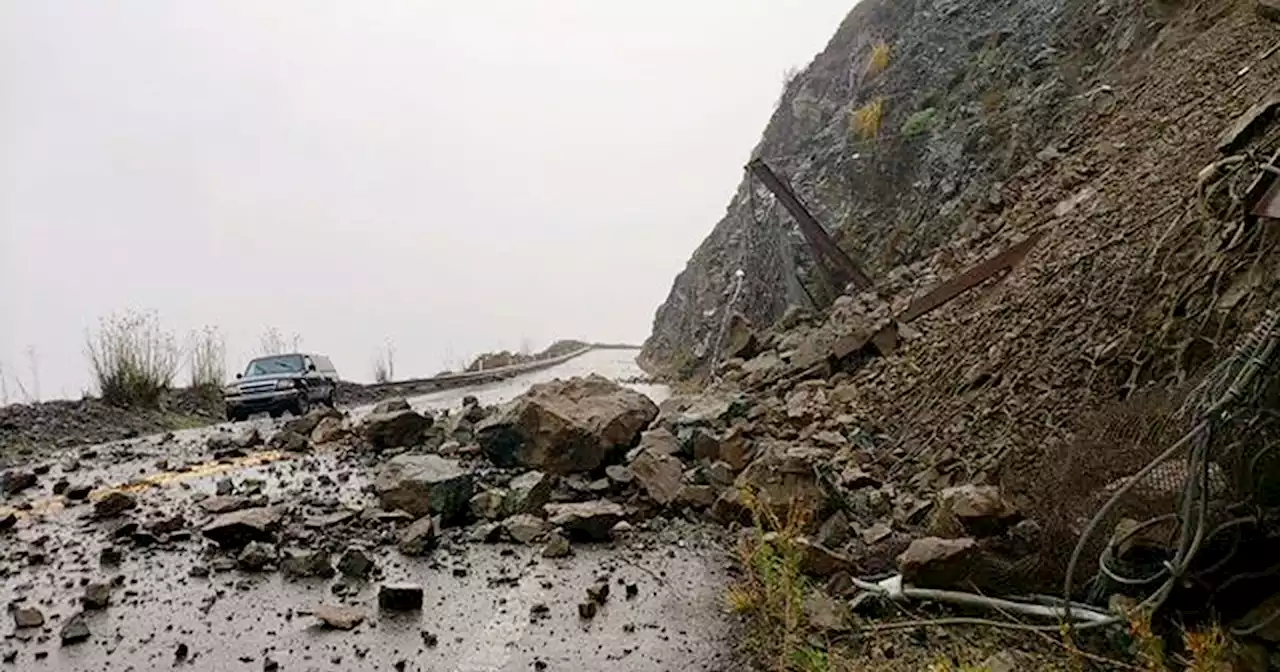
[625,583,638,600]
[577,601,597,620]
[587,582,610,604]
[541,531,571,558]
[215,478,234,496]
[202,507,283,548]
[469,490,507,521]
[199,495,250,514]
[82,582,111,609]
[0,470,35,495]
[545,500,625,541]
[52,480,69,495]
[60,614,91,645]
[263,657,280,672]
[378,583,424,611]
[675,485,717,508]
[175,642,190,662]
[12,606,43,628]
[311,416,348,444]
[504,514,549,544]
[280,548,335,578]
[817,511,852,548]
[0,509,16,530]
[93,490,136,518]
[315,603,364,630]
[398,516,438,556]
[897,537,978,589]
[65,484,92,501]
[2,649,15,663]
[267,430,310,453]
[337,546,375,579]
[505,470,554,515]
[982,650,1034,672]
[604,465,634,485]
[99,546,122,566]
[237,541,277,571]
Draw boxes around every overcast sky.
[0,0,853,399]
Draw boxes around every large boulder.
[373,454,473,522]
[475,374,658,474]
[282,407,342,438]
[362,409,433,449]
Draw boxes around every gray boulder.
[201,507,283,548]
[475,374,658,474]
[374,454,473,522]
[362,409,432,449]
[545,500,625,541]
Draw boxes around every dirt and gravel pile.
[0,389,221,457]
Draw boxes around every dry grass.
[866,41,891,77]
[372,341,396,383]
[259,327,302,355]
[850,97,887,140]
[188,325,225,393]
[87,310,180,408]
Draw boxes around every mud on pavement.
[0,351,742,671]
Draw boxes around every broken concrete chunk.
[378,583,424,611]
[374,454,473,522]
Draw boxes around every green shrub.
[901,107,938,137]
[87,311,180,408]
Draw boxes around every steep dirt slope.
[641,0,1184,376]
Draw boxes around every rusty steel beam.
[898,232,1044,324]
[746,158,875,292]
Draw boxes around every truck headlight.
[275,379,297,390]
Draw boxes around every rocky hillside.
[641,0,1178,376]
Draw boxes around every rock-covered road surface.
[0,350,740,671]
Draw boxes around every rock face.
[362,408,432,449]
[374,454,473,522]
[475,375,658,474]
[638,0,1161,377]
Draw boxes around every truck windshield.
[244,355,305,376]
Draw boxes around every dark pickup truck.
[222,353,339,421]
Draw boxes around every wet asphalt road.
[0,350,741,671]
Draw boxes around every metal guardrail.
[354,347,597,396]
